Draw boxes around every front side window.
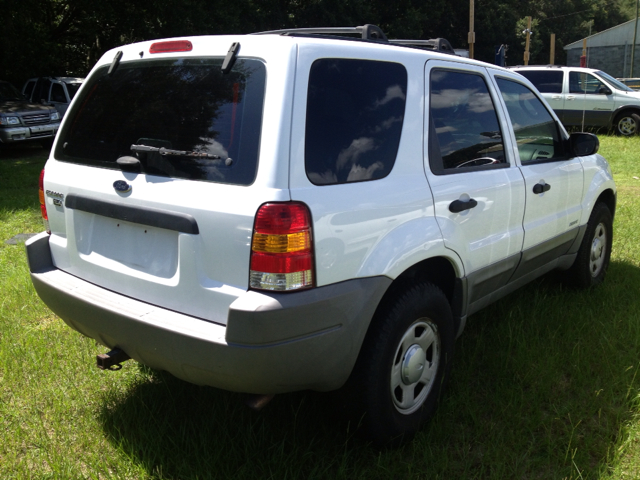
[496,78,565,163]
[51,83,66,103]
[516,70,564,94]
[429,69,506,173]
[56,58,266,186]
[305,59,407,185]
[569,72,608,94]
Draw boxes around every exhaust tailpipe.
[245,394,275,411]
[96,348,130,371]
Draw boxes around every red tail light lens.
[149,40,193,54]
[39,169,50,234]
[250,203,314,291]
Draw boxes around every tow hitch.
[96,348,130,371]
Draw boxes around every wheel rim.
[390,318,440,415]
[618,116,637,135]
[590,222,607,277]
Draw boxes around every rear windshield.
[56,58,266,186]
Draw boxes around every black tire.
[614,111,640,136]
[343,283,455,446]
[564,202,613,288]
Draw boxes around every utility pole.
[469,0,475,59]
[524,16,531,65]
[550,33,555,65]
[632,0,639,77]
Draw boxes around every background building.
[565,19,640,77]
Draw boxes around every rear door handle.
[533,182,551,194]
[449,198,478,213]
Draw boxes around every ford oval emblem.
[113,180,132,193]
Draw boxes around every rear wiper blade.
[131,144,222,159]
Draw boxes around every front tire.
[614,111,640,136]
[565,202,613,288]
[345,283,455,446]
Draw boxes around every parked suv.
[22,76,84,118]
[0,80,60,145]
[512,65,640,135]
[26,26,616,445]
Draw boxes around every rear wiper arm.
[131,144,222,159]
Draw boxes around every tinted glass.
[596,70,633,91]
[66,83,81,100]
[305,59,407,185]
[496,78,565,163]
[56,58,266,186]
[569,72,607,94]
[51,83,66,102]
[429,70,505,172]
[516,70,563,93]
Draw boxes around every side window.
[516,70,563,94]
[429,69,506,173]
[496,78,565,163]
[569,72,607,94]
[24,81,35,98]
[305,59,407,185]
[51,83,66,103]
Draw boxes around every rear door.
[425,61,525,306]
[491,72,583,279]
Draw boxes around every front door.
[425,61,525,305]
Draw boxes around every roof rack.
[253,25,388,41]
[253,24,457,56]
[388,38,455,54]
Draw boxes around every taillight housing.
[38,169,50,234]
[250,202,314,291]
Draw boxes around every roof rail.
[253,24,388,41]
[389,38,455,55]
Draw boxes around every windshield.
[0,82,23,102]
[66,83,82,100]
[56,57,266,186]
[596,70,634,92]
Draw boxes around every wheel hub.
[591,237,603,262]
[401,344,426,384]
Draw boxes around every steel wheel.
[390,319,440,415]
[589,221,607,278]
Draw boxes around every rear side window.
[305,59,407,185]
[56,58,266,186]
[429,69,506,173]
[516,70,564,93]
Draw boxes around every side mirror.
[569,132,599,157]
[598,86,612,95]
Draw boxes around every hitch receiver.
[97,348,131,371]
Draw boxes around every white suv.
[512,65,640,136]
[26,25,616,445]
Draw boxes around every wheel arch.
[373,256,463,335]
[595,188,616,220]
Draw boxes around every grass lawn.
[0,136,639,479]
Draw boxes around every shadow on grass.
[96,260,640,478]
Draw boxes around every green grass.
[1,137,640,479]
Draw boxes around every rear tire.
[343,283,455,446]
[564,202,613,288]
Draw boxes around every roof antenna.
[108,51,123,75]
[222,43,240,74]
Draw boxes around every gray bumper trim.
[25,233,391,394]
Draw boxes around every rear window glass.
[305,59,407,185]
[516,70,563,93]
[56,58,266,186]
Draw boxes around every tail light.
[39,169,50,234]
[250,202,314,291]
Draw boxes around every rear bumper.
[26,232,390,394]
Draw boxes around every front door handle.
[449,198,478,213]
[533,182,551,194]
